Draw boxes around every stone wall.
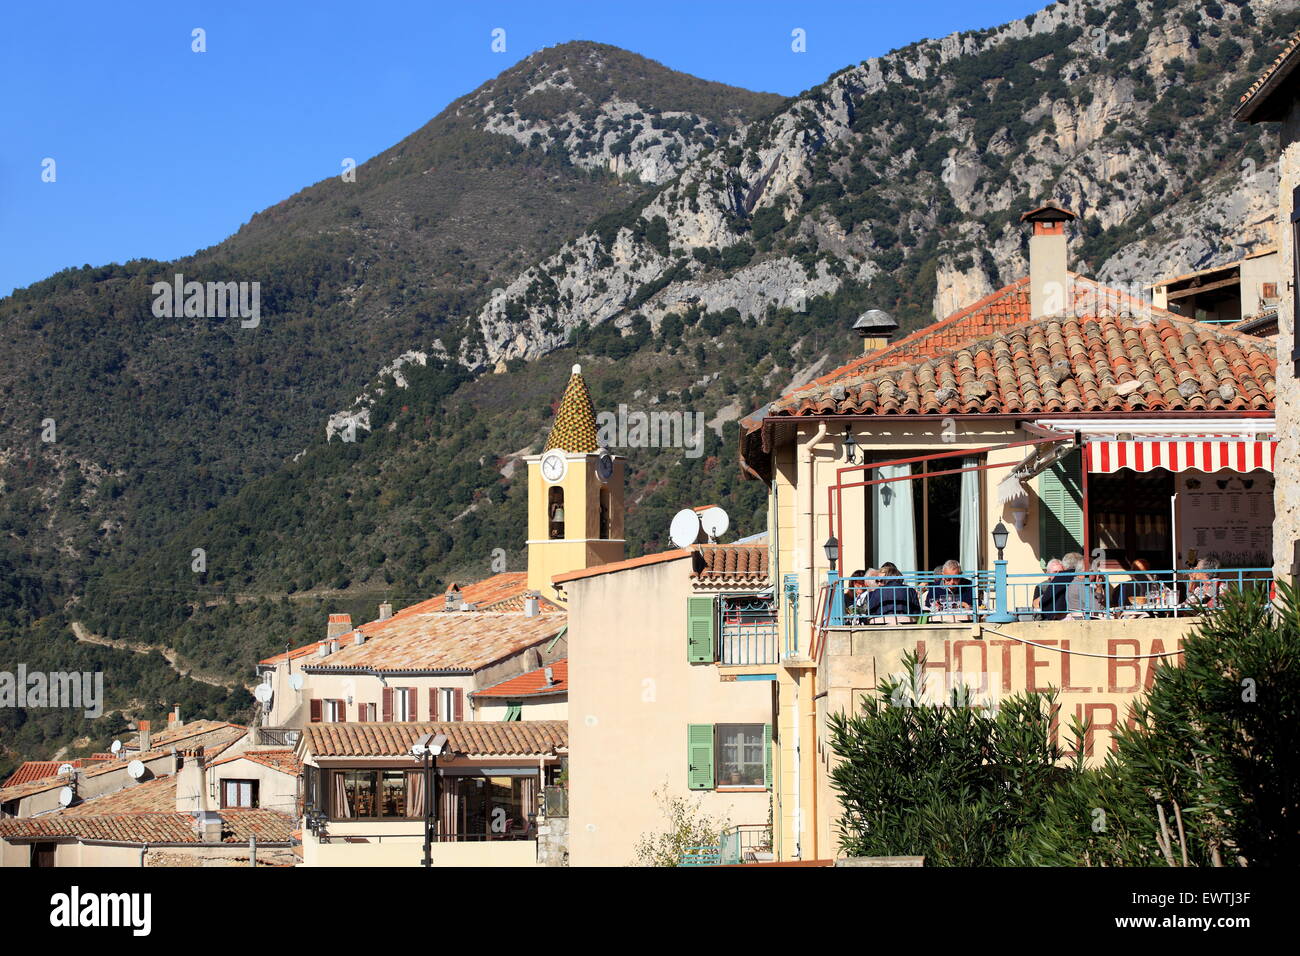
[1273,100,1300,583]
[537,814,569,867]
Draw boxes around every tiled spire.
[543,364,600,453]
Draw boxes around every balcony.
[678,824,774,866]
[821,567,1273,629]
[719,594,779,665]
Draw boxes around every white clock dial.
[541,451,568,483]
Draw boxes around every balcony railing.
[822,567,1273,627]
[719,595,779,664]
[679,824,774,866]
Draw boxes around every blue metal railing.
[719,594,779,664]
[679,824,773,866]
[823,567,1273,627]
[782,573,800,658]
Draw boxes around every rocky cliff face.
[330,0,1296,435]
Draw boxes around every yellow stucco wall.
[300,825,539,867]
[565,557,774,866]
[526,453,626,602]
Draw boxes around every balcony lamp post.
[987,521,1015,624]
[410,732,449,868]
[824,536,844,624]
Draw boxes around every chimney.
[444,586,462,613]
[354,631,366,646]
[524,592,540,617]
[176,747,223,842]
[1022,202,1077,319]
[852,309,898,354]
[169,705,181,729]
[326,613,352,641]
[544,665,554,686]
[137,719,151,754]
[378,601,393,621]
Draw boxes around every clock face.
[595,454,614,483]
[541,451,568,483]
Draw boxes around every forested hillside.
[2,0,1297,771]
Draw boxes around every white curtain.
[333,772,352,819]
[873,463,916,573]
[407,771,426,819]
[960,456,981,574]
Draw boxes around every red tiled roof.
[2,755,116,789]
[553,548,692,585]
[472,660,568,699]
[0,810,294,845]
[258,575,557,666]
[209,749,302,776]
[305,610,565,673]
[1235,31,1300,122]
[691,544,769,582]
[741,312,1275,474]
[301,721,568,758]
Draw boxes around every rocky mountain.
[3,0,1298,769]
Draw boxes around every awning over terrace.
[1084,440,1277,474]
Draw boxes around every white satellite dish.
[254,683,274,704]
[700,506,730,541]
[58,786,74,807]
[109,739,122,755]
[58,763,75,776]
[288,673,305,691]
[127,760,145,780]
[669,509,701,548]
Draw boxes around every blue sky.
[0,0,1043,297]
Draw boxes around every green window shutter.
[503,703,521,722]
[763,723,773,790]
[687,724,715,790]
[687,596,716,663]
[1038,450,1083,560]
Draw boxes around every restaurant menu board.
[1176,470,1274,568]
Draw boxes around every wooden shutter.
[687,724,715,790]
[335,700,346,723]
[453,688,464,721]
[686,597,716,663]
[309,698,322,723]
[381,687,393,722]
[429,688,439,722]
[357,703,369,723]
[763,723,773,789]
[1038,450,1083,560]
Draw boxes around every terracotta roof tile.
[304,610,565,673]
[552,548,692,585]
[1236,31,1300,121]
[742,311,1275,473]
[0,810,294,845]
[258,574,557,666]
[692,545,769,583]
[301,721,567,758]
[208,749,303,776]
[471,660,568,699]
[58,776,178,814]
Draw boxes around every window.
[330,769,421,819]
[503,701,522,721]
[221,779,259,809]
[716,724,767,788]
[599,487,611,538]
[323,699,346,722]
[864,453,983,574]
[687,723,771,790]
[395,688,416,721]
[548,487,565,539]
[445,775,537,839]
[357,702,376,722]
[432,687,463,721]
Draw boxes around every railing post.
[827,570,843,626]
[986,559,1014,624]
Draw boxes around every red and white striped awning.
[1085,440,1277,474]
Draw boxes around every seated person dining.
[1035,554,1078,619]
[927,559,975,615]
[862,562,923,620]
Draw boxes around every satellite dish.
[110,739,122,755]
[254,684,274,704]
[288,673,305,691]
[58,763,75,776]
[58,786,74,807]
[669,509,701,548]
[700,506,730,541]
[127,760,145,780]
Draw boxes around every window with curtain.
[716,724,766,788]
[867,454,984,574]
[220,779,258,809]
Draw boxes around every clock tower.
[526,364,625,603]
